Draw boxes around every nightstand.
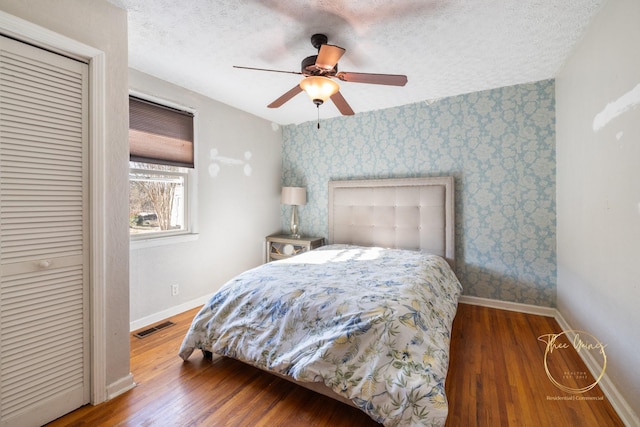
[265,234,324,262]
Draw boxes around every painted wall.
[556,0,640,422]
[0,0,131,395]
[129,69,282,327]
[282,80,556,307]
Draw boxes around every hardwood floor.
[445,304,622,426]
[47,303,623,426]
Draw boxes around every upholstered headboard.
[328,176,455,267]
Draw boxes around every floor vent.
[133,321,176,339]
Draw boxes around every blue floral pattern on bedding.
[179,245,462,426]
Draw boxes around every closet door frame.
[0,11,109,404]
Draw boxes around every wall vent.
[133,321,175,339]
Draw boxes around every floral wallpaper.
[282,80,556,307]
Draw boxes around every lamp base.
[289,205,300,238]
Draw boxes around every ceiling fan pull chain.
[317,104,320,129]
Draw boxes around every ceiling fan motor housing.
[301,55,337,76]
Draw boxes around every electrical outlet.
[171,284,179,296]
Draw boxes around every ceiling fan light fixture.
[299,76,339,105]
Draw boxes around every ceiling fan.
[234,34,408,120]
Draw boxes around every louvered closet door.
[0,36,89,427]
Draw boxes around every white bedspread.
[179,245,462,426]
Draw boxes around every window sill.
[130,232,199,250]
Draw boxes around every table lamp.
[281,186,306,238]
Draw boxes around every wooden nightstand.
[265,234,324,262]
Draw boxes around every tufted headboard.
[328,176,455,267]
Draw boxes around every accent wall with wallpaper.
[282,79,556,307]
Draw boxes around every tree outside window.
[129,162,186,235]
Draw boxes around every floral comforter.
[179,245,462,426]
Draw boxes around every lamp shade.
[299,76,339,103]
[281,186,307,206]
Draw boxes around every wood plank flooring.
[445,304,622,426]
[47,303,623,426]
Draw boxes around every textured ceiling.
[108,0,605,126]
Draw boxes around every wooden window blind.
[129,96,194,168]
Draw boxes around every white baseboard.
[458,295,556,317]
[130,293,214,332]
[106,373,136,400]
[554,311,639,427]
[462,295,638,427]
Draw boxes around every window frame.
[128,92,198,246]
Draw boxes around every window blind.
[129,96,194,168]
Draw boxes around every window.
[129,96,195,239]
[129,163,188,235]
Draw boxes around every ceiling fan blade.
[330,91,354,116]
[267,85,303,108]
[315,44,346,70]
[336,71,408,87]
[234,65,302,76]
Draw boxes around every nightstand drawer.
[265,235,324,262]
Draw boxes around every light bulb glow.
[299,76,340,103]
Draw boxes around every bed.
[179,176,461,426]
